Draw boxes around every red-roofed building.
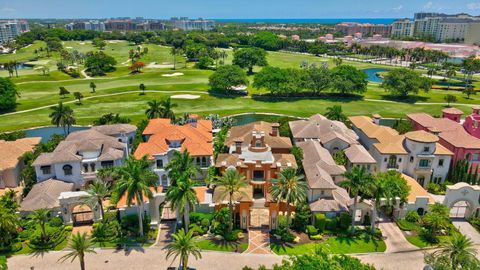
[134,116,213,187]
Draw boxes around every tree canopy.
[232,47,268,74]
[330,65,368,95]
[84,51,117,76]
[381,68,432,97]
[208,65,249,92]
[0,77,18,113]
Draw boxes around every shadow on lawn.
[251,93,364,103]
[380,94,429,104]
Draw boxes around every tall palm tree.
[145,100,163,119]
[166,229,202,270]
[213,169,247,232]
[339,166,372,233]
[29,208,50,243]
[171,47,178,70]
[59,232,96,270]
[159,97,177,120]
[112,156,159,236]
[270,167,308,229]
[434,233,479,269]
[445,67,457,90]
[84,180,110,221]
[325,105,347,122]
[49,102,75,135]
[165,151,199,187]
[166,174,198,232]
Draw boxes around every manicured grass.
[197,239,248,252]
[396,219,420,231]
[405,235,451,248]
[270,235,386,255]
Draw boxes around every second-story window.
[423,146,430,152]
[438,159,444,167]
[473,153,480,161]
[419,159,430,168]
[156,159,164,169]
[40,165,51,175]
[63,164,73,176]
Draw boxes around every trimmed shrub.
[200,218,211,228]
[48,216,64,227]
[405,211,420,223]
[310,234,323,240]
[64,225,73,232]
[325,218,338,231]
[314,213,326,232]
[190,212,214,224]
[339,213,352,230]
[280,231,295,242]
[224,230,240,242]
[306,225,318,236]
[189,224,208,236]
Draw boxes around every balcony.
[414,166,432,173]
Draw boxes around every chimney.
[271,123,280,136]
[372,114,381,125]
[234,138,243,154]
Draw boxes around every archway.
[449,200,471,219]
[72,204,94,226]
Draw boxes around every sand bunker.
[171,94,200,99]
[162,72,184,77]
[148,62,174,69]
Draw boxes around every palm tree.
[213,169,247,232]
[59,232,96,270]
[166,174,198,232]
[445,67,457,90]
[139,83,146,95]
[166,151,199,187]
[112,156,159,236]
[434,233,479,269]
[171,47,178,70]
[29,208,50,243]
[339,166,372,233]
[166,229,202,270]
[270,167,308,229]
[84,180,110,221]
[325,105,347,122]
[49,102,75,135]
[145,100,163,119]
[159,97,177,120]
[89,82,96,93]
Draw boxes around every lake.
[24,126,89,142]
[363,68,389,83]
[230,113,302,126]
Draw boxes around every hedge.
[314,213,326,231]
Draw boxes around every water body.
[230,113,301,126]
[362,68,389,83]
[24,126,89,142]
[213,18,399,24]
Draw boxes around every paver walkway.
[154,221,175,247]
[452,218,480,244]
[377,213,417,253]
[244,228,272,254]
[72,225,93,235]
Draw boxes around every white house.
[349,116,453,188]
[33,124,136,189]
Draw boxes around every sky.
[0,0,479,19]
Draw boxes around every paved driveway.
[452,218,480,244]
[378,220,417,253]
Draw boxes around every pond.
[24,126,89,142]
[229,113,302,126]
[362,68,389,83]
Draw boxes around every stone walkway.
[72,225,92,236]
[452,218,480,245]
[244,228,272,254]
[154,221,175,247]
[377,213,417,253]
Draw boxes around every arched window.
[90,163,96,172]
[63,164,73,176]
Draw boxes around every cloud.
[467,2,480,10]
[424,1,433,9]
[392,5,403,12]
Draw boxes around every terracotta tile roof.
[442,107,463,115]
[0,137,41,170]
[405,130,439,143]
[435,144,454,156]
[134,119,213,159]
[407,112,480,149]
[20,179,74,211]
[225,121,292,150]
[402,174,435,204]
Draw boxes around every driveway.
[378,220,417,253]
[452,218,480,245]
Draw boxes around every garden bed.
[197,235,248,253]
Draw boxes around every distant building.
[105,20,134,31]
[391,19,415,38]
[174,18,215,31]
[65,20,105,32]
[335,22,392,37]
[0,20,28,44]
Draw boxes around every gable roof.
[289,114,358,144]
[20,179,74,211]
[134,118,213,159]
[402,174,435,205]
[344,144,377,164]
[225,121,292,150]
[0,137,41,171]
[407,112,480,149]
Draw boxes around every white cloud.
[467,2,480,10]
[392,5,403,12]
[424,1,433,9]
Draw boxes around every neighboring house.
[33,125,135,189]
[91,124,137,151]
[289,114,376,172]
[408,108,480,171]
[349,116,453,187]
[463,106,480,139]
[0,137,41,189]
[134,115,213,187]
[20,179,74,214]
[215,121,297,229]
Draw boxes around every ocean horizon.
[212,18,401,24]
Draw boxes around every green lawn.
[197,239,248,253]
[270,235,386,255]
[405,235,451,248]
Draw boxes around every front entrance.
[250,208,269,228]
[450,201,470,218]
[72,204,94,226]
